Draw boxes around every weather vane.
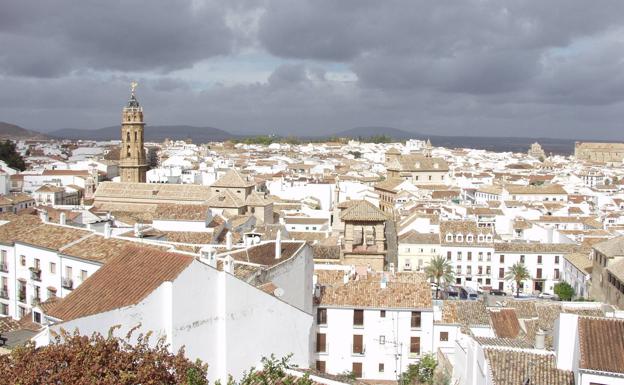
[130,81,138,95]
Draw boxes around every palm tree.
[505,262,530,298]
[425,255,455,299]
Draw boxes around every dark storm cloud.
[1,0,624,139]
[0,1,233,77]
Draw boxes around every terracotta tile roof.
[316,271,432,309]
[206,189,245,208]
[399,231,439,244]
[386,154,449,172]
[506,184,567,195]
[35,184,64,193]
[374,178,403,192]
[0,316,21,333]
[61,235,167,263]
[564,253,592,273]
[484,349,574,385]
[12,223,91,250]
[474,336,533,349]
[340,200,388,222]
[489,308,521,338]
[494,242,578,254]
[503,299,538,319]
[95,181,212,203]
[226,241,305,266]
[46,246,194,321]
[212,169,255,188]
[578,316,624,374]
[153,204,211,221]
[593,235,624,257]
[439,300,490,326]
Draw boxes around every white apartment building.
[397,231,440,272]
[440,221,496,289]
[492,243,577,295]
[562,253,592,298]
[313,268,434,381]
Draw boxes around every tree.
[0,140,26,171]
[401,353,438,385]
[425,256,455,299]
[228,354,314,385]
[554,281,575,301]
[505,262,530,298]
[0,327,208,385]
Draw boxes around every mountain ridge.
[0,121,48,140]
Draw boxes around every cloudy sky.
[2,0,624,139]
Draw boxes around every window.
[486,266,491,275]
[379,363,385,373]
[80,270,88,282]
[466,235,473,242]
[467,266,472,275]
[49,262,56,274]
[20,255,26,266]
[486,235,492,242]
[486,278,491,285]
[352,334,364,354]
[456,234,463,242]
[316,333,326,353]
[411,311,421,328]
[537,268,542,279]
[555,255,560,264]
[500,254,505,263]
[499,268,505,279]
[457,252,462,261]
[352,363,362,378]
[379,335,385,345]
[554,269,560,280]
[446,251,451,260]
[404,259,411,270]
[380,310,386,318]
[317,308,327,325]
[487,252,491,262]
[537,255,542,264]
[446,234,453,242]
[440,332,449,342]
[520,255,525,263]
[467,252,472,261]
[410,337,421,355]
[315,361,326,373]
[353,309,364,326]
[34,311,41,323]
[18,306,25,319]
[0,303,7,316]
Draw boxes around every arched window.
[446,234,453,242]
[126,132,130,142]
[126,145,131,157]
[456,234,463,242]
[466,234,473,243]
[135,131,138,142]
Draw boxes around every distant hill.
[50,125,235,142]
[334,126,420,140]
[0,121,47,140]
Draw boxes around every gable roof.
[484,349,573,385]
[593,235,624,257]
[339,200,388,222]
[46,246,194,321]
[212,169,255,188]
[578,316,624,374]
[489,308,521,338]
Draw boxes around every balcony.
[18,291,26,303]
[0,263,7,273]
[30,267,41,281]
[316,343,328,354]
[0,289,8,299]
[62,277,73,290]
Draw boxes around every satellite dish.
[273,287,285,298]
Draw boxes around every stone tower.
[119,82,148,183]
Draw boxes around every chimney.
[59,212,66,226]
[200,246,217,268]
[535,329,546,349]
[343,272,350,284]
[223,255,235,274]
[275,230,282,260]
[104,222,111,238]
[226,231,233,250]
[133,223,142,238]
[380,274,387,289]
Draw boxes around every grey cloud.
[0,1,234,77]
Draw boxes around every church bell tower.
[119,82,148,183]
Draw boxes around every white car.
[538,292,559,300]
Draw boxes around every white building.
[313,267,434,381]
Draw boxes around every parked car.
[460,286,479,300]
[538,292,559,300]
[489,289,506,296]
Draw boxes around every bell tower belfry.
[119,81,148,183]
